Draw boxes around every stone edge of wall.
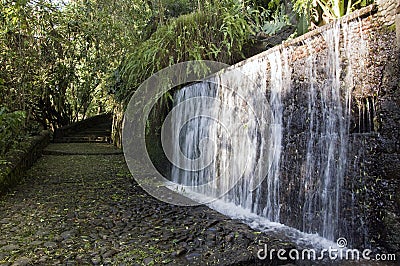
[228,4,378,72]
[376,0,398,26]
[0,130,50,196]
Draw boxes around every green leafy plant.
[261,4,291,35]
[293,0,374,31]
[0,0,145,129]
[0,107,26,155]
[116,0,253,103]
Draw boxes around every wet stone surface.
[0,143,295,265]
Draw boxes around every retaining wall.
[212,0,399,252]
[0,131,50,195]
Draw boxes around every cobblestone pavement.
[0,143,296,266]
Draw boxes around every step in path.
[0,143,296,266]
[53,114,112,143]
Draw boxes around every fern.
[115,2,253,104]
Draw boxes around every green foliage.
[0,0,296,133]
[0,0,144,129]
[292,0,374,29]
[116,0,253,102]
[244,0,296,36]
[261,4,291,35]
[3,0,353,136]
[0,0,376,137]
[0,107,26,155]
[163,0,196,18]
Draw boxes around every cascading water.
[170,20,363,244]
[299,22,349,241]
[170,58,271,207]
[263,51,283,222]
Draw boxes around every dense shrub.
[0,107,26,156]
[115,1,253,103]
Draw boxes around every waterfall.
[169,21,361,242]
[300,22,348,240]
[262,51,283,222]
[170,58,271,206]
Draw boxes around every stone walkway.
[0,143,295,266]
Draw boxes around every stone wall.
[0,131,50,195]
[345,0,399,253]
[376,0,398,25]
[226,0,399,253]
[352,0,400,253]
